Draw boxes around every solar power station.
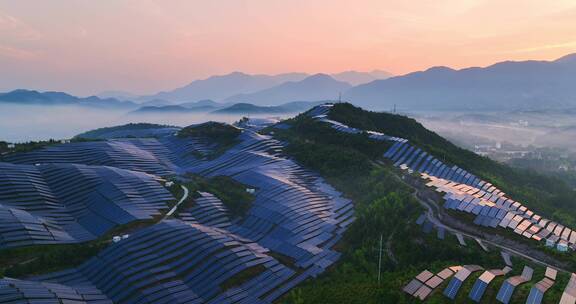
[308,103,576,303]
[310,103,576,252]
[0,120,353,303]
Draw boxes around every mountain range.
[0,89,135,108]
[139,72,309,104]
[4,53,576,112]
[136,70,391,104]
[345,53,576,111]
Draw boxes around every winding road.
[414,189,573,273]
[164,185,189,220]
[381,162,574,274]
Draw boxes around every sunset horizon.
[1,0,576,95]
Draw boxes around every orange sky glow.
[1,0,575,95]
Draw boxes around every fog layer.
[0,105,291,142]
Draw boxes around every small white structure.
[112,236,122,243]
[545,238,556,247]
[122,234,130,239]
[7,143,15,149]
[34,163,41,166]
[557,241,569,252]
[246,188,256,194]
[165,181,175,187]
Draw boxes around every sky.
[1,0,576,96]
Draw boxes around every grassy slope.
[270,106,570,303]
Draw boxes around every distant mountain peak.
[0,89,135,108]
[424,66,455,73]
[302,73,337,82]
[554,53,576,63]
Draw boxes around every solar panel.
[560,273,576,304]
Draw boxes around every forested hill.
[326,102,576,227]
[271,102,576,303]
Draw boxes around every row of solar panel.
[404,265,569,304]
[0,162,173,249]
[428,176,576,250]
[178,192,232,228]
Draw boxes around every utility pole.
[377,233,383,284]
[393,104,396,113]
[338,92,342,103]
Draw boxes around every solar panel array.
[1,119,353,302]
[469,267,512,302]
[402,264,576,303]
[443,265,483,299]
[0,278,112,304]
[425,175,576,250]
[496,266,534,304]
[184,131,354,279]
[0,162,172,249]
[403,266,461,300]
[178,192,232,228]
[526,267,557,304]
[309,103,576,251]
[32,220,295,304]
[560,273,576,304]
[415,213,446,240]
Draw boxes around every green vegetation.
[0,139,60,157]
[328,103,576,228]
[0,141,8,154]
[1,242,105,278]
[182,175,255,218]
[178,122,242,159]
[178,121,241,142]
[220,264,267,290]
[75,122,176,139]
[0,137,102,160]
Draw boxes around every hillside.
[345,53,576,111]
[268,103,576,303]
[326,103,576,225]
